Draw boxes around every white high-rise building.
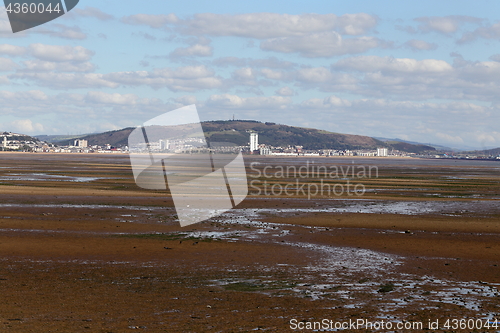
[250,132,258,152]
[74,139,88,148]
[377,148,388,157]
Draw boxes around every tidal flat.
[0,153,498,332]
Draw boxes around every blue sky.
[1,1,500,149]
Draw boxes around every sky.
[1,1,500,149]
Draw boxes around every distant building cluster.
[36,145,127,154]
[129,138,206,153]
[247,132,398,157]
[0,132,131,153]
[1,132,40,151]
[3,128,500,159]
[56,142,127,154]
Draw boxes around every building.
[74,139,88,148]
[2,136,6,148]
[259,146,271,155]
[159,139,170,150]
[377,148,388,157]
[250,132,258,152]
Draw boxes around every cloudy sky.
[1,0,500,149]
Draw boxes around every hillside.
[2,132,40,142]
[46,120,436,153]
[35,134,88,143]
[203,121,436,152]
[465,147,500,156]
[202,120,383,150]
[54,128,135,147]
[375,137,454,151]
[383,141,436,154]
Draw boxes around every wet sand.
[0,153,498,332]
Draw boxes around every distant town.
[1,130,500,160]
[0,132,125,154]
[244,132,500,159]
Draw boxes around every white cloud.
[73,7,114,21]
[85,91,139,105]
[474,131,500,145]
[489,54,500,62]
[261,68,288,80]
[249,57,296,69]
[55,28,87,40]
[20,60,95,72]
[276,86,295,96]
[404,39,438,51]
[0,90,48,101]
[169,44,213,57]
[328,59,484,100]
[213,56,296,69]
[257,56,500,102]
[0,44,27,56]
[0,44,98,73]
[174,95,197,105]
[0,57,17,71]
[178,13,378,38]
[233,67,255,80]
[414,15,483,34]
[207,94,290,109]
[10,73,119,89]
[104,66,222,91]
[334,56,452,73]
[261,32,384,57]
[457,60,500,81]
[135,32,156,41]
[300,95,352,108]
[297,67,333,82]
[152,66,213,79]
[324,95,352,107]
[35,24,87,40]
[0,90,175,134]
[212,57,247,68]
[121,14,179,28]
[28,44,94,62]
[458,22,500,44]
[8,119,44,134]
[435,132,464,144]
[0,90,164,112]
[9,64,223,91]
[229,67,264,88]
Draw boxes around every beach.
[0,153,498,332]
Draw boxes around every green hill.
[53,128,135,147]
[46,120,436,153]
[35,134,88,143]
[202,120,383,150]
